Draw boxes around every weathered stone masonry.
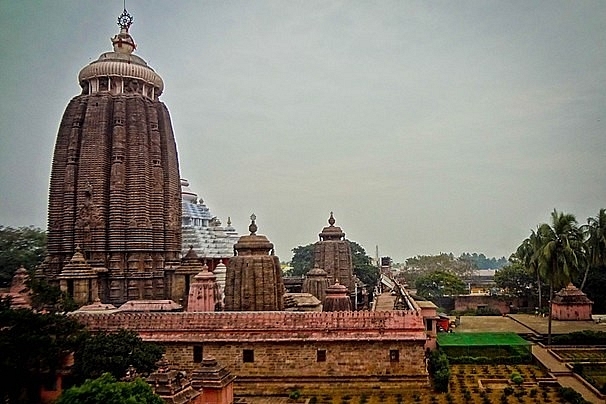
[75,310,429,394]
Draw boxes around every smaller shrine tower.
[313,212,355,294]
[224,215,284,311]
[302,266,330,303]
[187,263,220,312]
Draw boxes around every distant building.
[181,178,238,271]
[552,283,593,321]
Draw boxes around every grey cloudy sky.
[1,1,605,263]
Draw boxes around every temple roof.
[78,8,164,95]
[181,179,239,258]
[233,214,274,255]
[552,283,593,305]
[319,212,345,241]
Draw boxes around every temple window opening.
[243,349,254,363]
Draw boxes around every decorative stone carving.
[39,8,181,306]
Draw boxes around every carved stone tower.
[187,261,220,312]
[38,9,181,305]
[224,215,284,311]
[302,265,330,304]
[323,281,352,312]
[313,212,355,294]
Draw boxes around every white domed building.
[181,179,239,275]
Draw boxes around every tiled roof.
[72,310,427,343]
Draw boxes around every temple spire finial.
[117,5,134,31]
[249,213,258,235]
[328,211,335,226]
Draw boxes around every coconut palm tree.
[581,208,606,290]
[515,229,543,308]
[538,209,586,345]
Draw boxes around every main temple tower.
[38,9,182,305]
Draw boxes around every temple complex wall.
[165,340,427,395]
[73,311,428,394]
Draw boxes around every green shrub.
[428,349,451,393]
[510,371,523,385]
[558,386,590,404]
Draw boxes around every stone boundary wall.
[73,311,429,395]
[73,310,427,342]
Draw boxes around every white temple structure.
[181,179,239,271]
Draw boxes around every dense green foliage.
[56,373,163,404]
[289,244,316,277]
[72,329,164,384]
[493,263,536,298]
[0,307,86,403]
[551,330,606,345]
[582,264,606,313]
[0,226,46,287]
[414,270,467,299]
[558,386,591,404]
[0,305,163,402]
[28,277,78,313]
[288,240,379,287]
[427,349,450,393]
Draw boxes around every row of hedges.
[448,355,532,365]
[552,330,606,345]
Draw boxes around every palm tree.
[538,209,586,345]
[581,208,606,290]
[515,229,543,308]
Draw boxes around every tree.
[0,226,46,287]
[289,243,315,277]
[0,307,86,403]
[494,263,536,299]
[538,210,586,345]
[581,208,606,290]
[56,373,163,404]
[404,253,475,286]
[348,240,379,287]
[414,270,467,300]
[71,329,164,384]
[513,229,544,308]
[28,277,78,313]
[583,264,606,314]
[427,349,450,393]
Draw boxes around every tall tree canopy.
[581,208,606,290]
[0,226,46,287]
[0,307,86,403]
[414,270,467,300]
[493,263,536,299]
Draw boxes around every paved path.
[532,344,605,403]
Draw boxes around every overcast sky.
[1,1,604,263]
